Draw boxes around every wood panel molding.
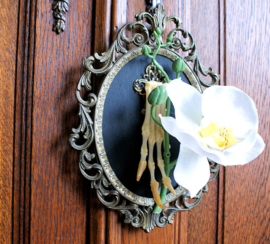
[13,0,37,243]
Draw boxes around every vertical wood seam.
[219,0,226,87]
[90,0,111,243]
[90,0,96,59]
[106,1,114,243]
[14,0,29,241]
[28,0,38,242]
[86,1,96,243]
[223,0,227,88]
[217,0,226,243]
[179,1,189,244]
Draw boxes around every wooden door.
[1,0,269,243]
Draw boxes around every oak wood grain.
[224,1,270,243]
[0,1,18,243]
[30,0,93,243]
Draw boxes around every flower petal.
[161,116,228,165]
[222,134,265,165]
[225,129,257,153]
[174,146,210,198]
[167,78,202,130]
[202,86,258,136]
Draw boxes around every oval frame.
[69,4,220,232]
[94,47,202,206]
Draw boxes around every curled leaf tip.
[142,45,151,57]
[166,32,174,43]
[156,28,162,36]
[148,85,168,105]
[172,58,186,73]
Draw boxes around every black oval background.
[102,54,190,198]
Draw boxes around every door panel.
[0,0,269,243]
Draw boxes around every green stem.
[176,72,180,79]
[151,105,162,127]
[144,53,153,59]
[168,159,177,170]
[153,127,170,213]
[160,42,173,48]
[153,99,171,213]
[153,59,170,83]
[152,38,170,84]
[147,35,175,213]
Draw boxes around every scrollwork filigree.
[133,62,165,95]
[209,159,220,181]
[69,101,96,151]
[136,4,182,37]
[83,22,149,76]
[168,28,220,86]
[105,186,208,233]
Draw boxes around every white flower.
[160,79,265,198]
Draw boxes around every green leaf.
[148,85,168,105]
[142,45,151,56]
[172,58,186,73]
[156,28,162,36]
[166,32,174,43]
[153,30,158,39]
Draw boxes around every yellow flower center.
[199,123,238,149]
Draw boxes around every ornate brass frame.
[69,4,219,232]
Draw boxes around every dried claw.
[162,176,176,195]
[150,180,166,209]
[137,160,147,181]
